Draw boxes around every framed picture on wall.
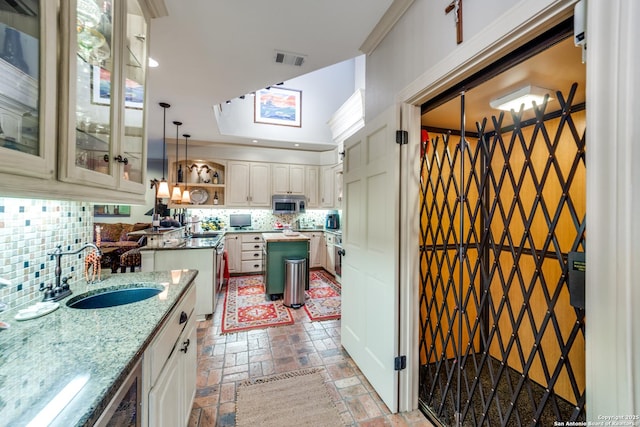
[254,87,301,127]
[94,205,131,217]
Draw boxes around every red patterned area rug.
[304,270,341,321]
[221,275,294,334]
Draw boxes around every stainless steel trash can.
[283,258,306,308]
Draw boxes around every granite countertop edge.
[0,270,198,427]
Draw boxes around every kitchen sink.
[66,284,164,309]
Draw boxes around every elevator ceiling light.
[490,85,555,111]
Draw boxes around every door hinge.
[394,355,406,371]
[396,130,408,145]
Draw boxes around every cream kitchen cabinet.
[320,165,335,208]
[146,284,197,427]
[240,233,264,273]
[0,1,151,204]
[305,166,320,208]
[227,161,271,206]
[334,164,343,208]
[58,0,149,198]
[272,164,305,195]
[226,232,264,274]
[308,232,325,268]
[0,2,57,182]
[140,247,216,321]
[225,234,242,273]
[324,232,336,275]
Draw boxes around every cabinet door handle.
[254,253,259,257]
[180,338,190,353]
[113,155,129,165]
[254,244,260,248]
[103,154,110,163]
[179,311,188,324]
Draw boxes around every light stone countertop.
[0,270,198,426]
[262,232,311,242]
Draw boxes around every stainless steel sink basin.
[66,284,164,309]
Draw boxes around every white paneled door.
[341,107,400,412]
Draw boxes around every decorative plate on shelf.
[190,188,208,205]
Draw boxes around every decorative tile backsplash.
[0,198,93,310]
[186,208,335,231]
[0,199,339,311]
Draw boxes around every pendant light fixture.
[181,133,191,204]
[156,102,171,198]
[170,120,183,202]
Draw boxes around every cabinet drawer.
[325,234,335,244]
[241,250,263,261]
[148,285,196,385]
[242,242,263,251]
[241,233,263,243]
[242,260,263,272]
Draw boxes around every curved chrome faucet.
[42,244,103,302]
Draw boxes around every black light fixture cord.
[184,134,190,190]
[159,102,171,179]
[173,120,182,184]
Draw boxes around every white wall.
[366,0,540,118]
[214,58,356,147]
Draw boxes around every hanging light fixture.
[181,133,191,204]
[156,102,171,198]
[171,120,183,202]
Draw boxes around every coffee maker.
[325,210,340,230]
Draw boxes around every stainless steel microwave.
[272,195,306,214]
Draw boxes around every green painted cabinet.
[263,240,309,299]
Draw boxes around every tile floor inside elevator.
[188,279,433,427]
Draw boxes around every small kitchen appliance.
[325,211,340,230]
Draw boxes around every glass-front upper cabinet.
[59,0,148,194]
[0,1,57,179]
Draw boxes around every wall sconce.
[489,85,555,111]
[171,120,183,202]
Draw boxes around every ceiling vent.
[274,50,306,67]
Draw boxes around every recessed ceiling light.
[294,143,300,147]
[490,85,555,111]
[252,139,258,143]
[148,57,159,68]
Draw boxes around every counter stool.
[120,247,142,273]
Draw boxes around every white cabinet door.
[288,165,305,195]
[228,161,270,206]
[309,232,325,268]
[0,2,56,182]
[272,164,290,194]
[58,0,148,195]
[180,321,197,427]
[320,165,335,208]
[227,161,250,205]
[305,166,320,208]
[272,164,305,195]
[225,234,242,273]
[148,348,182,427]
[324,233,335,275]
[334,165,343,208]
[249,163,271,206]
